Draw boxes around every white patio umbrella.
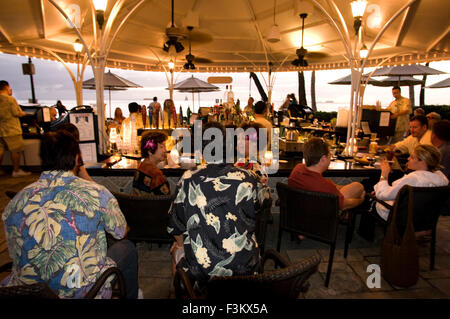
[83,70,142,118]
[426,77,450,88]
[170,76,219,113]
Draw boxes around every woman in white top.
[374,144,449,221]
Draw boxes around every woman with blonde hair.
[373,144,448,221]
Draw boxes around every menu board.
[69,113,95,141]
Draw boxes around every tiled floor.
[1,172,449,298]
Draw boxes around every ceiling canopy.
[0,0,449,73]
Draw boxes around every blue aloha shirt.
[167,163,261,286]
[1,170,127,299]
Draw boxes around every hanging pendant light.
[267,0,280,43]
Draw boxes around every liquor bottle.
[273,111,279,126]
[187,106,191,125]
[227,85,235,104]
[223,85,229,104]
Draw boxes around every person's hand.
[380,159,391,179]
[260,175,268,185]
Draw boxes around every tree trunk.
[311,70,317,111]
[409,85,415,108]
[298,71,307,106]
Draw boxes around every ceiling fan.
[292,13,308,67]
[184,26,196,69]
[163,0,184,53]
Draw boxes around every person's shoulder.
[0,94,17,104]
[291,163,307,173]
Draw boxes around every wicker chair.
[276,182,357,287]
[0,262,126,299]
[173,249,320,299]
[369,184,450,270]
[112,192,175,245]
[255,197,273,256]
[5,190,17,199]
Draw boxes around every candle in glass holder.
[264,151,273,166]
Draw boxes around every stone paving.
[1,172,449,298]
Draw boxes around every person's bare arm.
[391,109,409,119]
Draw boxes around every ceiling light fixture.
[163,0,184,53]
[168,59,175,70]
[93,0,107,30]
[267,0,280,43]
[73,39,83,53]
[351,0,368,35]
[291,13,308,67]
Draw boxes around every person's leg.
[11,151,21,172]
[107,239,139,299]
[338,182,365,199]
[0,137,6,173]
[7,135,28,175]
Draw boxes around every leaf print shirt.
[168,163,261,285]
[1,170,127,298]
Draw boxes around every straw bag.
[380,187,419,287]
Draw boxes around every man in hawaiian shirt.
[1,131,138,298]
[168,122,261,290]
[386,86,412,143]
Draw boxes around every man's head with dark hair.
[201,121,226,163]
[409,115,428,139]
[392,86,401,100]
[303,137,330,167]
[58,123,80,141]
[40,131,81,171]
[431,120,450,146]
[128,102,140,114]
[0,80,12,96]
[0,80,9,91]
[153,97,158,102]
[410,115,428,128]
[254,101,267,115]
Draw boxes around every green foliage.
[313,111,338,122]
[413,105,450,120]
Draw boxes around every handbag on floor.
[380,187,419,287]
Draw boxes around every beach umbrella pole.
[109,89,112,119]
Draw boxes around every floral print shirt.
[168,164,261,286]
[1,171,127,298]
[132,161,170,196]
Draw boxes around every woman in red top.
[132,131,170,196]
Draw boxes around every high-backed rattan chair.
[0,262,126,299]
[173,250,320,299]
[370,184,450,270]
[5,190,17,199]
[112,192,175,244]
[255,197,273,255]
[276,182,356,287]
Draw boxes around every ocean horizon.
[18,98,344,118]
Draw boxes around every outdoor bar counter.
[86,153,400,197]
